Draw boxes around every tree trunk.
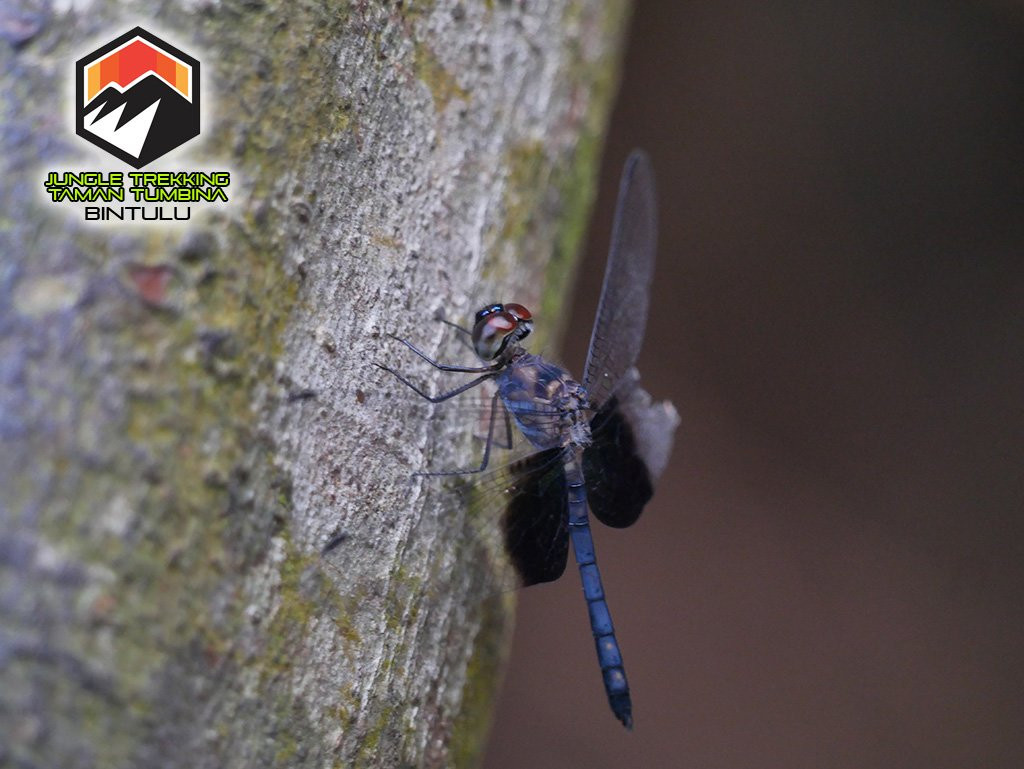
[0,1,628,766]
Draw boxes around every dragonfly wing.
[389,386,565,454]
[585,368,678,528]
[500,447,570,586]
[582,150,658,410]
[450,446,570,593]
[320,443,569,604]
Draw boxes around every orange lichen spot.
[128,264,174,306]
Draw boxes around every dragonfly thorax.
[497,354,593,451]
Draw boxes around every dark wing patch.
[584,396,654,529]
[501,447,570,586]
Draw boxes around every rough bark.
[0,1,627,767]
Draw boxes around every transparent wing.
[384,445,569,599]
[583,150,659,410]
[454,446,570,592]
[320,443,570,605]
[384,383,565,454]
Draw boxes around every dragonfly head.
[471,302,533,361]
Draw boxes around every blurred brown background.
[485,1,1024,767]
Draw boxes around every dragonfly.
[377,150,678,729]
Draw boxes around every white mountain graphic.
[82,98,160,160]
[79,73,198,167]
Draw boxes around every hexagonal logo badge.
[76,27,199,168]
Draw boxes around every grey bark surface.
[0,1,627,767]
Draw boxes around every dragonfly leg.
[389,334,493,373]
[438,316,474,352]
[473,397,514,449]
[415,391,503,477]
[433,309,473,338]
[375,364,494,403]
[494,401,515,449]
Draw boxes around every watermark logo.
[43,26,232,224]
[76,27,200,168]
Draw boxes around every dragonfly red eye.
[472,311,519,360]
[487,313,516,333]
[505,303,532,321]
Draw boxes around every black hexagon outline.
[75,26,200,168]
